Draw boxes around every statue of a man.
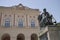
[42,8,53,25]
[38,8,56,27]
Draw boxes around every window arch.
[5,18,10,27]
[1,33,10,40]
[17,34,25,40]
[31,19,35,27]
[31,34,38,40]
[18,19,23,27]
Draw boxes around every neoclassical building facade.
[0,4,60,40]
[0,4,40,40]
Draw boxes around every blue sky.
[0,0,60,23]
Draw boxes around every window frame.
[31,19,35,27]
[5,18,10,27]
[18,19,23,27]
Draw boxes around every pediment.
[0,3,39,11]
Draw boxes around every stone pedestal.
[39,25,60,40]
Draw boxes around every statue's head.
[43,8,46,12]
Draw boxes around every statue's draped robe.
[38,12,53,27]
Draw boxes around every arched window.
[31,34,38,40]
[18,19,23,27]
[1,34,10,40]
[17,34,25,40]
[31,20,35,27]
[5,18,10,27]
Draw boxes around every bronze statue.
[38,8,56,27]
